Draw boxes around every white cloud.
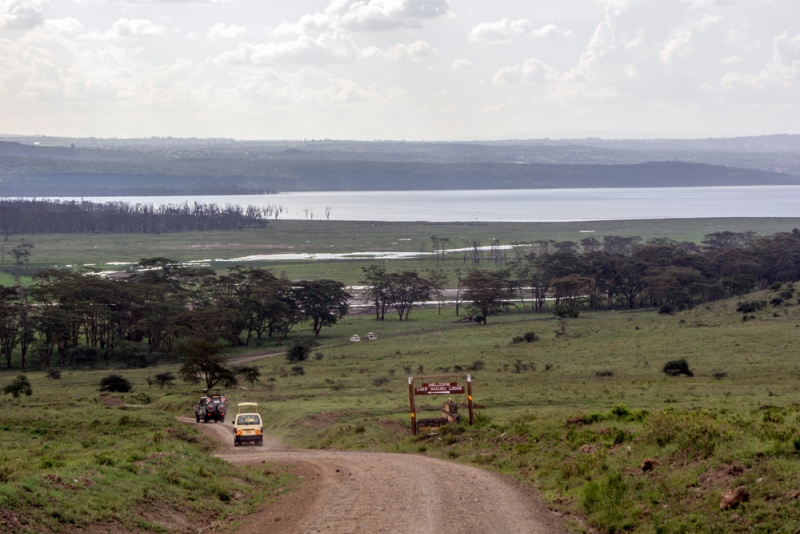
[468,19,573,44]
[449,58,474,72]
[80,18,166,40]
[0,0,45,29]
[43,18,84,33]
[659,27,693,62]
[215,32,364,65]
[530,24,575,39]
[275,0,451,35]
[384,40,432,61]
[78,0,230,4]
[206,22,250,39]
[722,31,800,89]
[492,58,556,85]
[468,19,532,44]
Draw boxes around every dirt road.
[186,418,566,534]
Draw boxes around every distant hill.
[1,135,799,196]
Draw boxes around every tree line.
[362,229,800,323]
[0,199,274,236]
[0,260,349,370]
[2,228,799,370]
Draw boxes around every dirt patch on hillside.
[99,396,124,406]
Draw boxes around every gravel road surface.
[184,418,566,534]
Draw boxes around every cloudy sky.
[0,0,798,140]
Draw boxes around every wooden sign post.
[408,374,474,436]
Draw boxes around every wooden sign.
[415,382,466,395]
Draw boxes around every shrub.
[643,410,722,458]
[3,375,32,398]
[153,372,175,388]
[469,360,485,372]
[780,289,795,299]
[99,374,133,393]
[736,300,767,313]
[286,339,314,362]
[595,369,614,377]
[511,336,524,344]
[610,404,630,418]
[663,359,693,377]
[314,352,325,360]
[372,376,389,387]
[770,297,784,307]
[290,366,305,376]
[770,282,783,291]
[712,371,728,379]
[658,305,673,315]
[523,331,538,342]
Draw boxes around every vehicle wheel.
[258,438,264,446]
[195,416,200,423]
[203,417,209,423]
[220,417,225,423]
[234,439,240,447]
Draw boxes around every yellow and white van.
[232,402,263,447]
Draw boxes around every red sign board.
[414,382,466,395]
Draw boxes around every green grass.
[5,217,800,285]
[0,369,295,533]
[4,217,800,531]
[217,289,800,533]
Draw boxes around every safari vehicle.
[195,390,227,423]
[365,332,378,340]
[233,402,263,447]
[350,335,361,342]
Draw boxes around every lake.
[69,185,800,222]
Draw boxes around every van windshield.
[237,415,260,425]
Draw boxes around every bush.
[286,339,315,362]
[153,372,176,388]
[610,404,630,418]
[770,282,783,291]
[290,366,305,376]
[3,375,32,398]
[523,331,538,342]
[469,360,485,372]
[663,359,693,377]
[658,305,673,315]
[712,371,728,379]
[511,336,524,344]
[736,300,767,313]
[770,297,784,307]
[372,376,389,387]
[594,369,614,377]
[99,374,133,393]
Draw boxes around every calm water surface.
[72,186,800,222]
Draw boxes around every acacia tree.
[11,240,33,265]
[360,265,389,320]
[553,304,579,336]
[385,271,431,321]
[177,338,237,390]
[462,269,515,324]
[294,280,350,337]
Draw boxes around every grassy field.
[0,369,296,533]
[3,217,800,532]
[3,286,798,532]
[3,217,800,285]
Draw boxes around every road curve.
[183,418,565,534]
